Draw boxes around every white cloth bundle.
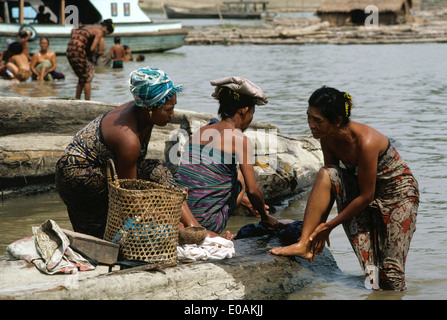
[177,236,236,261]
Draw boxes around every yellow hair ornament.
[344,92,352,117]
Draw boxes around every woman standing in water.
[270,86,419,291]
[66,19,114,100]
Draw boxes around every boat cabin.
[223,1,269,13]
[0,0,151,26]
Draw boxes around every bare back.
[111,44,125,60]
[10,53,30,70]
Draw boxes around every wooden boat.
[162,1,274,20]
[0,0,187,55]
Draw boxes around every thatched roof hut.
[317,0,413,26]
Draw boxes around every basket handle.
[107,159,119,188]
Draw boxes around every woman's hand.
[260,214,279,231]
[309,222,332,261]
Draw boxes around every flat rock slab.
[0,236,340,300]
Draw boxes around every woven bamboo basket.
[103,159,187,266]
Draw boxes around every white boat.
[0,0,187,54]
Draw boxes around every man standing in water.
[110,36,125,69]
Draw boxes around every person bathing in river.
[66,19,114,100]
[110,36,125,69]
[270,86,419,291]
[174,77,281,240]
[30,37,57,81]
[17,30,31,61]
[5,41,31,82]
[56,67,212,239]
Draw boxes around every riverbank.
[138,0,447,45]
[140,0,324,13]
[0,233,339,300]
[183,7,447,45]
[0,97,323,201]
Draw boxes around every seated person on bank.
[174,77,280,239]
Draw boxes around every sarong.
[174,144,242,234]
[32,59,53,81]
[66,28,95,85]
[325,140,419,291]
[17,68,30,81]
[55,113,175,238]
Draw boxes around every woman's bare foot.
[206,229,234,241]
[221,230,234,241]
[269,242,313,261]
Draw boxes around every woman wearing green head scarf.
[56,67,205,239]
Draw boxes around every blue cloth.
[129,67,182,108]
[235,220,303,245]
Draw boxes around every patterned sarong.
[325,140,419,291]
[66,28,95,85]
[55,112,175,238]
[17,68,31,81]
[174,144,242,234]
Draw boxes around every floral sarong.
[325,140,419,291]
[66,28,95,85]
[55,113,175,238]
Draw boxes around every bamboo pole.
[19,0,24,24]
[60,0,66,25]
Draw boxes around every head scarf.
[129,67,183,109]
[210,76,268,105]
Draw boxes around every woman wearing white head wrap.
[56,67,204,238]
[174,76,280,239]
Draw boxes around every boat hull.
[163,4,263,19]
[0,23,187,54]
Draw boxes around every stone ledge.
[0,236,339,300]
[0,97,323,200]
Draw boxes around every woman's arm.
[327,139,378,229]
[236,134,278,229]
[103,122,141,179]
[47,52,57,73]
[30,53,39,76]
[89,29,104,55]
[310,138,379,256]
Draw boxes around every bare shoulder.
[352,122,388,153]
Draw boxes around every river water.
[1,40,446,300]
